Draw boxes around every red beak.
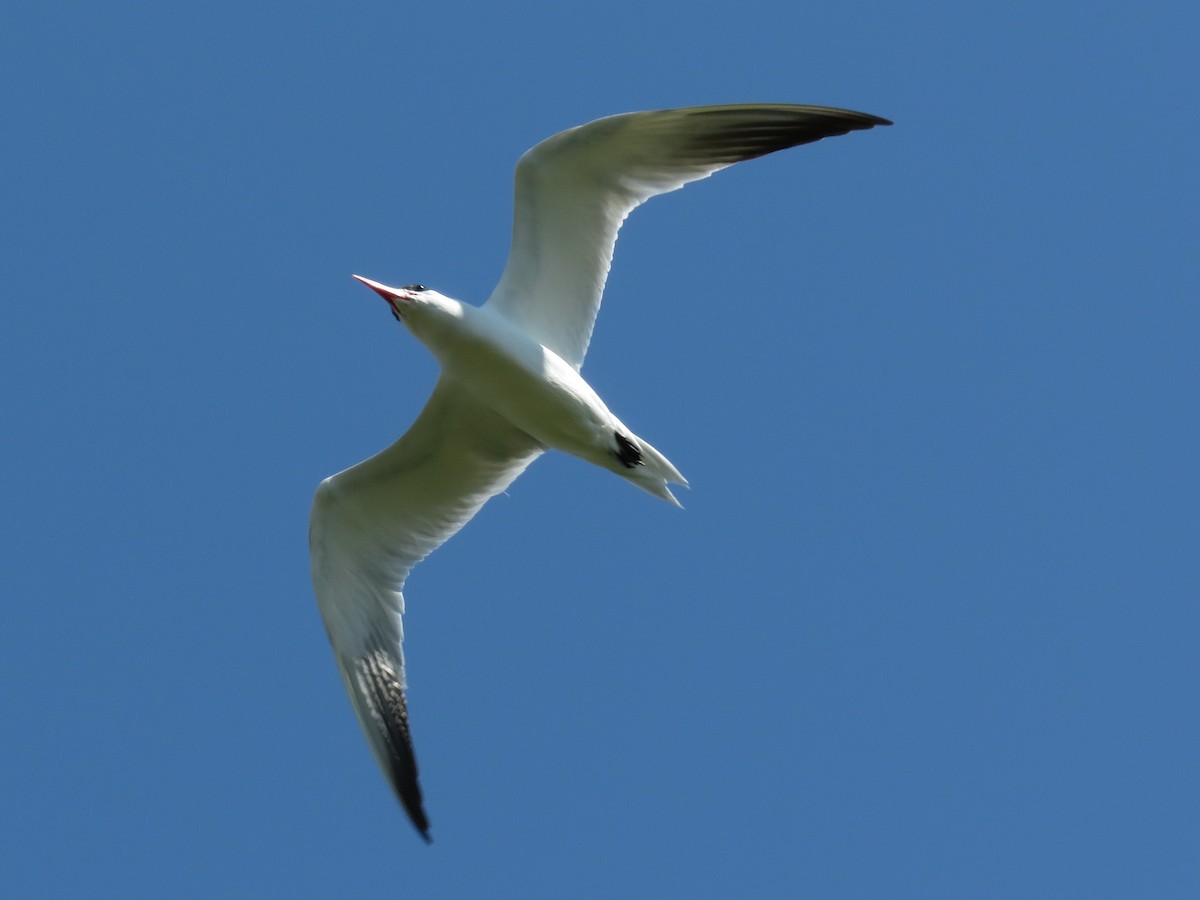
[352,274,415,314]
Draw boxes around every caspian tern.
[309,103,890,841]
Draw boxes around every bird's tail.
[623,434,689,508]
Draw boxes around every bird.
[309,103,890,841]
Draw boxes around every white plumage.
[309,103,890,840]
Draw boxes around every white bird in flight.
[310,103,890,841]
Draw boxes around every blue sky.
[3,1,1197,896]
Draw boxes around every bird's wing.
[485,103,890,369]
[309,378,543,841]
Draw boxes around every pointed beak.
[352,274,415,315]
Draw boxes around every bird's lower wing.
[485,104,890,369]
[309,378,543,840]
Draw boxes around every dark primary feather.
[355,649,431,842]
[678,105,891,164]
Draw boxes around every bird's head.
[351,274,435,322]
[352,275,466,355]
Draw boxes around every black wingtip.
[679,104,892,166]
[355,650,435,844]
[393,758,432,842]
[402,789,432,843]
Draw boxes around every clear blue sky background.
[3,1,1196,897]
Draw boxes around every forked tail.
[621,433,689,508]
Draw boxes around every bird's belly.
[442,333,616,459]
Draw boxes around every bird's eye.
[402,284,427,292]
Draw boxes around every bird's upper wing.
[484,103,890,369]
[309,378,543,841]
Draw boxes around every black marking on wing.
[614,432,643,468]
[680,105,891,166]
[355,651,432,843]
